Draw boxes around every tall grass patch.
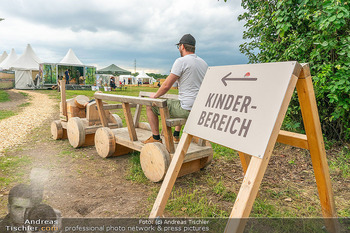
[166,188,228,217]
[0,90,10,102]
[0,155,32,186]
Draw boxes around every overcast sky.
[0,0,248,74]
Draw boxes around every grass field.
[1,86,349,232]
[0,90,30,120]
[41,86,349,219]
[0,90,10,102]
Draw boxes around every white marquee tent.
[59,48,83,65]
[0,49,18,70]
[119,75,136,85]
[10,44,41,89]
[136,70,155,84]
[0,51,8,64]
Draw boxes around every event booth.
[39,49,96,89]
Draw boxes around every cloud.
[0,0,248,74]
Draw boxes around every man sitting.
[143,34,208,144]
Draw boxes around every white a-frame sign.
[150,62,339,233]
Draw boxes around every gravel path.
[0,90,56,155]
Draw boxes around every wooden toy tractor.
[93,91,213,182]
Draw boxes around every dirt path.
[0,90,56,155]
[1,91,153,218]
[0,90,27,111]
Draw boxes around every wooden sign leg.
[297,65,339,233]
[225,70,300,233]
[149,133,193,218]
[225,151,273,233]
[238,151,251,174]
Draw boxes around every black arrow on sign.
[221,72,258,86]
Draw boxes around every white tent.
[59,48,83,65]
[11,44,41,70]
[0,49,18,70]
[10,44,42,89]
[119,75,136,85]
[0,51,8,64]
[136,70,155,84]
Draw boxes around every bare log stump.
[74,95,90,109]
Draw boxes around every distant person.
[0,184,33,232]
[110,76,116,90]
[34,73,40,87]
[64,69,70,84]
[143,34,208,144]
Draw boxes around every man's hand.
[150,93,157,98]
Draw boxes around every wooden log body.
[60,98,86,119]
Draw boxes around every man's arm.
[151,73,179,98]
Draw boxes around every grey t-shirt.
[170,54,208,110]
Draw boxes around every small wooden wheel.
[74,95,90,109]
[95,127,116,158]
[67,117,86,148]
[140,142,170,182]
[51,120,63,140]
[112,114,123,128]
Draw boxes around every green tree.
[147,73,168,80]
[238,0,350,141]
